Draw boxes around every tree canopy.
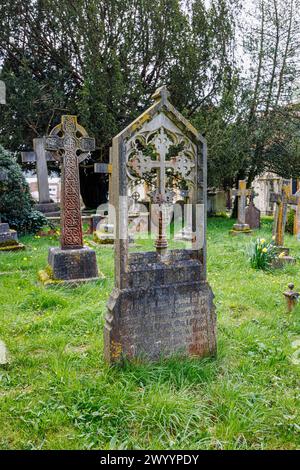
[0,0,300,199]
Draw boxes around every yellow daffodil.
[262,247,267,253]
[278,252,285,258]
[260,238,265,244]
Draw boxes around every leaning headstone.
[245,191,261,229]
[0,171,25,252]
[293,189,300,240]
[39,115,100,285]
[104,85,216,363]
[21,138,60,215]
[230,180,252,235]
[270,179,299,264]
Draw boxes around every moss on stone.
[0,243,25,251]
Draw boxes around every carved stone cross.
[45,115,95,250]
[128,126,194,252]
[232,180,252,226]
[21,139,55,205]
[270,180,300,247]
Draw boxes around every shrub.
[249,238,277,270]
[0,144,48,233]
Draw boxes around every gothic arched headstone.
[104,86,216,363]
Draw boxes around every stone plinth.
[274,246,289,256]
[47,246,99,282]
[94,223,115,244]
[104,250,216,362]
[229,223,252,235]
[174,226,194,242]
[35,202,60,216]
[0,223,25,251]
[272,255,296,268]
[90,214,105,233]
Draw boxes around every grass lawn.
[0,217,300,450]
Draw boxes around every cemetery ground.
[0,217,300,450]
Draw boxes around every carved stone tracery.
[126,126,196,251]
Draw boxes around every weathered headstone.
[21,138,60,215]
[40,115,100,284]
[293,183,300,240]
[0,171,25,252]
[93,152,115,244]
[230,180,252,235]
[270,180,299,247]
[207,188,227,215]
[104,86,216,363]
[245,191,261,229]
[270,179,299,264]
[129,191,141,215]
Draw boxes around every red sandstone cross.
[45,115,95,250]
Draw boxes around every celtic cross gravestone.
[104,86,216,363]
[42,115,99,283]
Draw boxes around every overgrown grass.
[0,217,300,449]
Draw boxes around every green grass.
[0,217,300,450]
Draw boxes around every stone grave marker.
[270,179,299,264]
[293,187,300,240]
[21,138,60,215]
[40,115,100,284]
[245,191,261,229]
[104,85,216,363]
[230,180,252,235]
[93,151,115,243]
